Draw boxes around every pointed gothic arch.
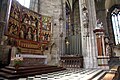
[65,0,80,36]
[65,0,82,55]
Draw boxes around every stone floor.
[0,68,106,80]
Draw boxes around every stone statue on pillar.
[96,19,103,29]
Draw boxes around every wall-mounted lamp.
[66,41,69,45]
[65,37,70,45]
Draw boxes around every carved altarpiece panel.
[5,0,52,54]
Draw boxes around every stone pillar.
[61,0,66,56]
[79,0,98,68]
[86,0,98,68]
[79,0,87,68]
[0,0,12,44]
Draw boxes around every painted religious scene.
[3,0,52,67]
[6,0,52,49]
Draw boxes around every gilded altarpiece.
[5,0,52,54]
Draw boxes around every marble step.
[78,69,103,80]
[0,65,66,79]
[92,71,106,80]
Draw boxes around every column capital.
[93,28,104,33]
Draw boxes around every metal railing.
[60,56,83,68]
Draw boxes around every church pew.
[101,66,120,80]
[102,73,115,80]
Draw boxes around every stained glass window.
[111,8,120,45]
[16,0,30,8]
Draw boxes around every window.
[16,0,30,8]
[111,8,120,45]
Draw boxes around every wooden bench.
[102,66,120,80]
[102,73,115,80]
